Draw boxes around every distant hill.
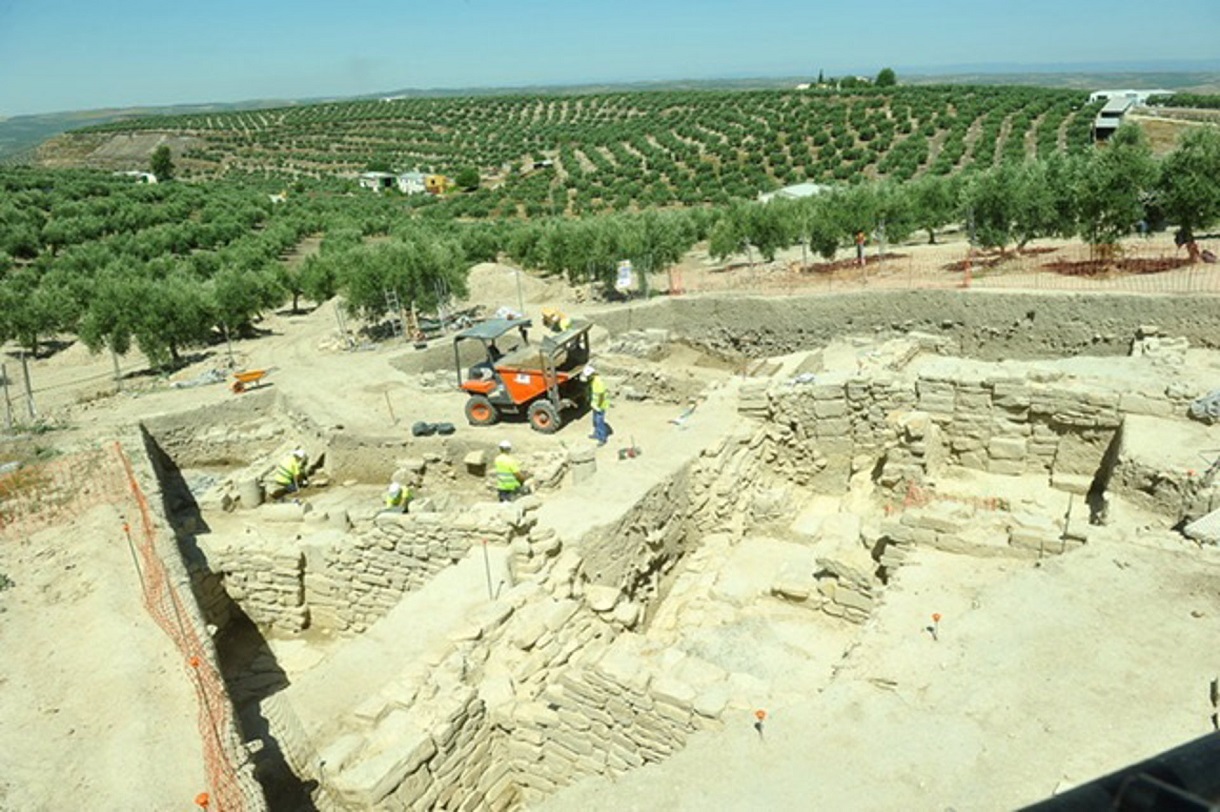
[7,70,1219,163]
[0,99,311,163]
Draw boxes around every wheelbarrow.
[231,368,272,394]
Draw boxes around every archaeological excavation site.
[5,287,1220,811]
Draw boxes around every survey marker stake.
[754,708,767,740]
[929,612,942,642]
[482,539,494,601]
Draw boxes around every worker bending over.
[582,364,610,446]
[383,481,412,513]
[268,448,308,500]
[541,307,571,333]
[494,439,526,502]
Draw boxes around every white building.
[358,171,396,192]
[398,171,427,195]
[1088,89,1171,106]
[758,182,831,203]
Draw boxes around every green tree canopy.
[1076,124,1156,248]
[1154,126,1220,243]
[150,145,174,181]
[876,67,897,87]
[454,167,480,190]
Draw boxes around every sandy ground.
[2,238,1218,809]
[0,504,207,809]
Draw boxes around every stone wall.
[740,369,1193,498]
[591,291,1220,361]
[324,433,490,484]
[142,390,305,468]
[197,502,537,636]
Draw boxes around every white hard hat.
[499,439,512,451]
[388,482,403,494]
[293,448,306,460]
[581,364,595,379]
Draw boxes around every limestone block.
[651,675,696,710]
[568,446,597,465]
[612,600,640,628]
[771,563,812,601]
[988,459,1025,476]
[464,450,489,474]
[989,436,1027,460]
[814,557,871,590]
[814,418,852,438]
[334,714,435,803]
[811,383,845,400]
[1051,471,1093,495]
[814,399,848,419]
[317,732,364,774]
[908,503,972,534]
[833,586,875,613]
[596,639,653,694]
[955,391,992,411]
[584,585,620,613]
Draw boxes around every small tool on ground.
[928,612,942,641]
[618,437,642,460]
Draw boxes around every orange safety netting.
[0,443,251,812]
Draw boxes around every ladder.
[383,289,405,340]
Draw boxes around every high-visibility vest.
[590,375,609,412]
[272,456,302,486]
[557,315,572,331]
[385,486,410,509]
[494,452,521,492]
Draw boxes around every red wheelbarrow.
[231,368,272,394]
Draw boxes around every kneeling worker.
[541,307,571,333]
[268,448,308,501]
[384,481,412,513]
[494,439,526,502]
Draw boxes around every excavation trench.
[134,293,1220,810]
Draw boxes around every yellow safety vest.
[591,375,609,412]
[495,453,521,492]
[385,486,410,509]
[272,456,302,486]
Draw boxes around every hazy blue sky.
[1,0,1217,117]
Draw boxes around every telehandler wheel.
[528,400,561,434]
[465,395,498,426]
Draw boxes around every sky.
[1,0,1218,117]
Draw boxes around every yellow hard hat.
[542,307,557,319]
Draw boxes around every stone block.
[585,585,620,613]
[988,458,1026,476]
[334,718,435,803]
[651,675,696,710]
[833,586,875,613]
[988,436,1027,460]
[464,450,488,474]
[1051,471,1093,495]
[814,399,848,419]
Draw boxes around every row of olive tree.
[695,124,1220,265]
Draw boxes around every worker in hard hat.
[268,448,309,500]
[581,364,610,446]
[383,481,412,513]
[494,439,526,502]
[541,307,571,333]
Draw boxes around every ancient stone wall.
[142,390,301,467]
[742,369,1199,499]
[195,502,537,636]
[593,291,1220,361]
